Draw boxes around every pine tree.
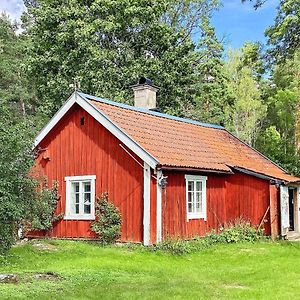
[184,16,230,124]
[266,0,300,61]
[0,14,35,115]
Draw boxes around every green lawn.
[0,240,300,299]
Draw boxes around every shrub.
[29,180,63,232]
[0,222,15,254]
[0,101,37,254]
[153,238,194,255]
[152,219,264,255]
[206,218,263,244]
[91,193,121,244]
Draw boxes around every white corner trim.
[143,162,151,246]
[185,174,207,221]
[156,170,162,243]
[33,92,158,170]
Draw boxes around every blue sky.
[0,0,25,21]
[212,0,279,49]
[0,0,279,50]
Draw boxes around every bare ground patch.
[222,283,249,290]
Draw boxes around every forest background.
[0,0,299,251]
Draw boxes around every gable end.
[34,92,159,169]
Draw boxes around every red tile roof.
[84,94,299,183]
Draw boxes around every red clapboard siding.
[162,171,271,239]
[225,173,271,235]
[34,104,144,242]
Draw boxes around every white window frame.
[185,175,207,221]
[64,175,96,220]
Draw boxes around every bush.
[91,193,121,244]
[0,222,15,254]
[0,101,37,254]
[206,218,263,244]
[152,219,264,255]
[153,239,194,255]
[29,180,63,231]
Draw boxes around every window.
[64,175,96,220]
[185,175,207,220]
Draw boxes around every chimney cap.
[139,77,152,85]
[130,77,159,90]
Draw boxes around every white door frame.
[280,185,289,237]
[296,187,300,233]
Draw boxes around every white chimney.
[131,77,159,110]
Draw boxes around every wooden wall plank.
[34,104,144,242]
[270,184,280,239]
[32,103,273,242]
[162,171,271,239]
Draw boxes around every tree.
[273,50,300,152]
[257,89,300,174]
[23,0,220,119]
[241,0,267,9]
[0,101,36,253]
[0,14,35,115]
[163,0,219,34]
[0,16,53,253]
[183,15,230,124]
[224,49,266,146]
[256,50,300,175]
[241,1,300,61]
[266,0,300,61]
[240,42,265,81]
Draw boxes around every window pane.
[75,193,79,204]
[71,182,80,214]
[84,204,91,214]
[196,201,200,212]
[72,182,79,193]
[188,192,194,213]
[188,192,194,203]
[83,182,91,193]
[196,181,202,192]
[196,192,202,213]
[71,194,80,214]
[84,193,91,204]
[84,189,91,215]
[188,181,194,191]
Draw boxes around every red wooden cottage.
[32,78,300,245]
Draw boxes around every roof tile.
[84,94,299,183]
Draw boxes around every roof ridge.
[78,92,224,130]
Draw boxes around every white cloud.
[0,0,26,21]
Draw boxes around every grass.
[0,240,300,299]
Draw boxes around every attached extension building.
[32,78,300,244]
